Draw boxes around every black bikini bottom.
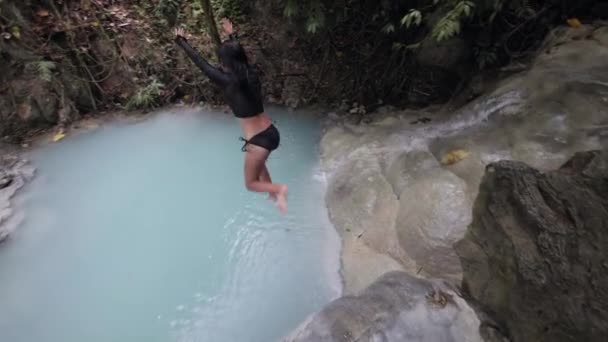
[240,124,280,152]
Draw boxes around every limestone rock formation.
[285,271,483,342]
[456,150,608,342]
[0,153,35,243]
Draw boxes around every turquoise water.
[0,107,341,342]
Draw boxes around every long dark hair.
[217,41,257,88]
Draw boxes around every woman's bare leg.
[259,165,277,201]
[245,145,288,213]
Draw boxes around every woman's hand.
[174,27,187,39]
[220,18,234,35]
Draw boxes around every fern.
[474,47,498,69]
[283,0,298,18]
[401,9,422,28]
[28,60,56,82]
[126,79,164,110]
[382,23,395,34]
[431,1,475,42]
[305,1,325,34]
[306,13,324,34]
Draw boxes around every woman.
[174,19,288,213]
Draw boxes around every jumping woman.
[174,19,288,213]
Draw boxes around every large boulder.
[388,150,472,280]
[455,150,608,342]
[285,271,483,342]
[326,157,405,293]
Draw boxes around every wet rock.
[456,150,608,342]
[285,271,483,342]
[385,150,441,199]
[327,112,341,121]
[0,174,13,189]
[319,126,360,172]
[0,154,35,243]
[12,80,59,127]
[315,20,608,326]
[326,157,404,293]
[410,117,432,125]
[281,74,308,109]
[392,151,472,280]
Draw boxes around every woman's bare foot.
[275,185,288,214]
[268,192,278,202]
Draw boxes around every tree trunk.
[199,0,221,48]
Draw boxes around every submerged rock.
[456,150,608,342]
[285,271,483,342]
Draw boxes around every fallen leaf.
[567,18,582,28]
[441,149,470,165]
[52,131,66,142]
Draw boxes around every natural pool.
[0,107,341,342]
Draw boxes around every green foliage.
[473,45,498,69]
[1,1,27,26]
[276,0,549,73]
[154,0,181,26]
[283,0,298,18]
[401,9,422,29]
[27,60,56,82]
[306,13,325,34]
[190,1,204,19]
[212,0,244,19]
[382,23,395,33]
[126,79,164,110]
[431,1,475,42]
[281,0,325,34]
[280,0,478,41]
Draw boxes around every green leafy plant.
[401,9,422,28]
[474,45,498,69]
[126,79,164,110]
[382,23,395,33]
[431,1,475,42]
[28,60,56,82]
[154,0,181,26]
[283,0,298,18]
[212,0,244,19]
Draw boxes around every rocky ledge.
[285,271,484,342]
[456,150,608,342]
[318,24,608,295]
[0,152,35,243]
[286,150,608,342]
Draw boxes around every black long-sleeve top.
[175,35,264,118]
